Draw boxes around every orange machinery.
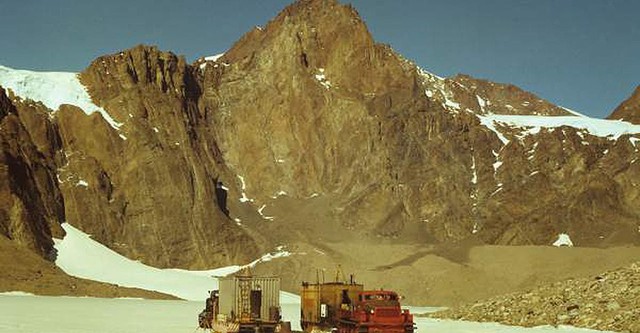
[301,270,414,333]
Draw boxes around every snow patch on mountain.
[53,223,290,300]
[204,53,225,62]
[553,233,574,247]
[470,155,478,185]
[315,68,332,89]
[258,204,275,221]
[478,117,510,144]
[237,175,254,203]
[478,115,640,144]
[0,65,122,129]
[415,65,639,145]
[476,95,487,112]
[199,53,226,70]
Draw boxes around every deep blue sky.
[0,0,638,118]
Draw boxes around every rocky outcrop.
[193,0,640,248]
[431,261,640,333]
[450,74,575,116]
[63,45,262,268]
[0,87,64,259]
[198,0,441,239]
[608,86,640,124]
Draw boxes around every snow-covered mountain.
[1,0,639,308]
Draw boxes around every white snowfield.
[0,294,613,333]
[478,114,640,143]
[54,223,291,301]
[0,64,122,129]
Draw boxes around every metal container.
[219,275,281,323]
[301,280,363,331]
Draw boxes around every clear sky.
[0,0,638,118]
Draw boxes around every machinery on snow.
[300,269,414,333]
[198,268,414,333]
[198,269,291,333]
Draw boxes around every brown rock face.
[451,74,575,116]
[65,45,262,268]
[194,0,639,250]
[199,0,439,240]
[608,85,640,124]
[0,87,64,259]
[2,0,640,281]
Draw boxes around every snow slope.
[204,53,225,62]
[0,295,613,333]
[54,223,291,301]
[0,64,122,129]
[415,67,640,144]
[478,114,640,142]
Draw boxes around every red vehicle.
[337,290,414,333]
[301,271,415,333]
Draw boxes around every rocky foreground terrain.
[1,0,640,309]
[431,261,640,333]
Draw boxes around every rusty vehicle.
[336,290,414,333]
[198,270,291,333]
[301,270,414,333]
[301,273,363,331]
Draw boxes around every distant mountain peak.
[608,85,640,124]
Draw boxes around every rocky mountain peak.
[608,85,640,124]
[225,0,370,61]
[81,45,191,109]
[217,0,415,98]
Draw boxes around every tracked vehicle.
[301,270,414,333]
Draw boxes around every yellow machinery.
[300,268,363,332]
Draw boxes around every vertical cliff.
[0,87,64,259]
